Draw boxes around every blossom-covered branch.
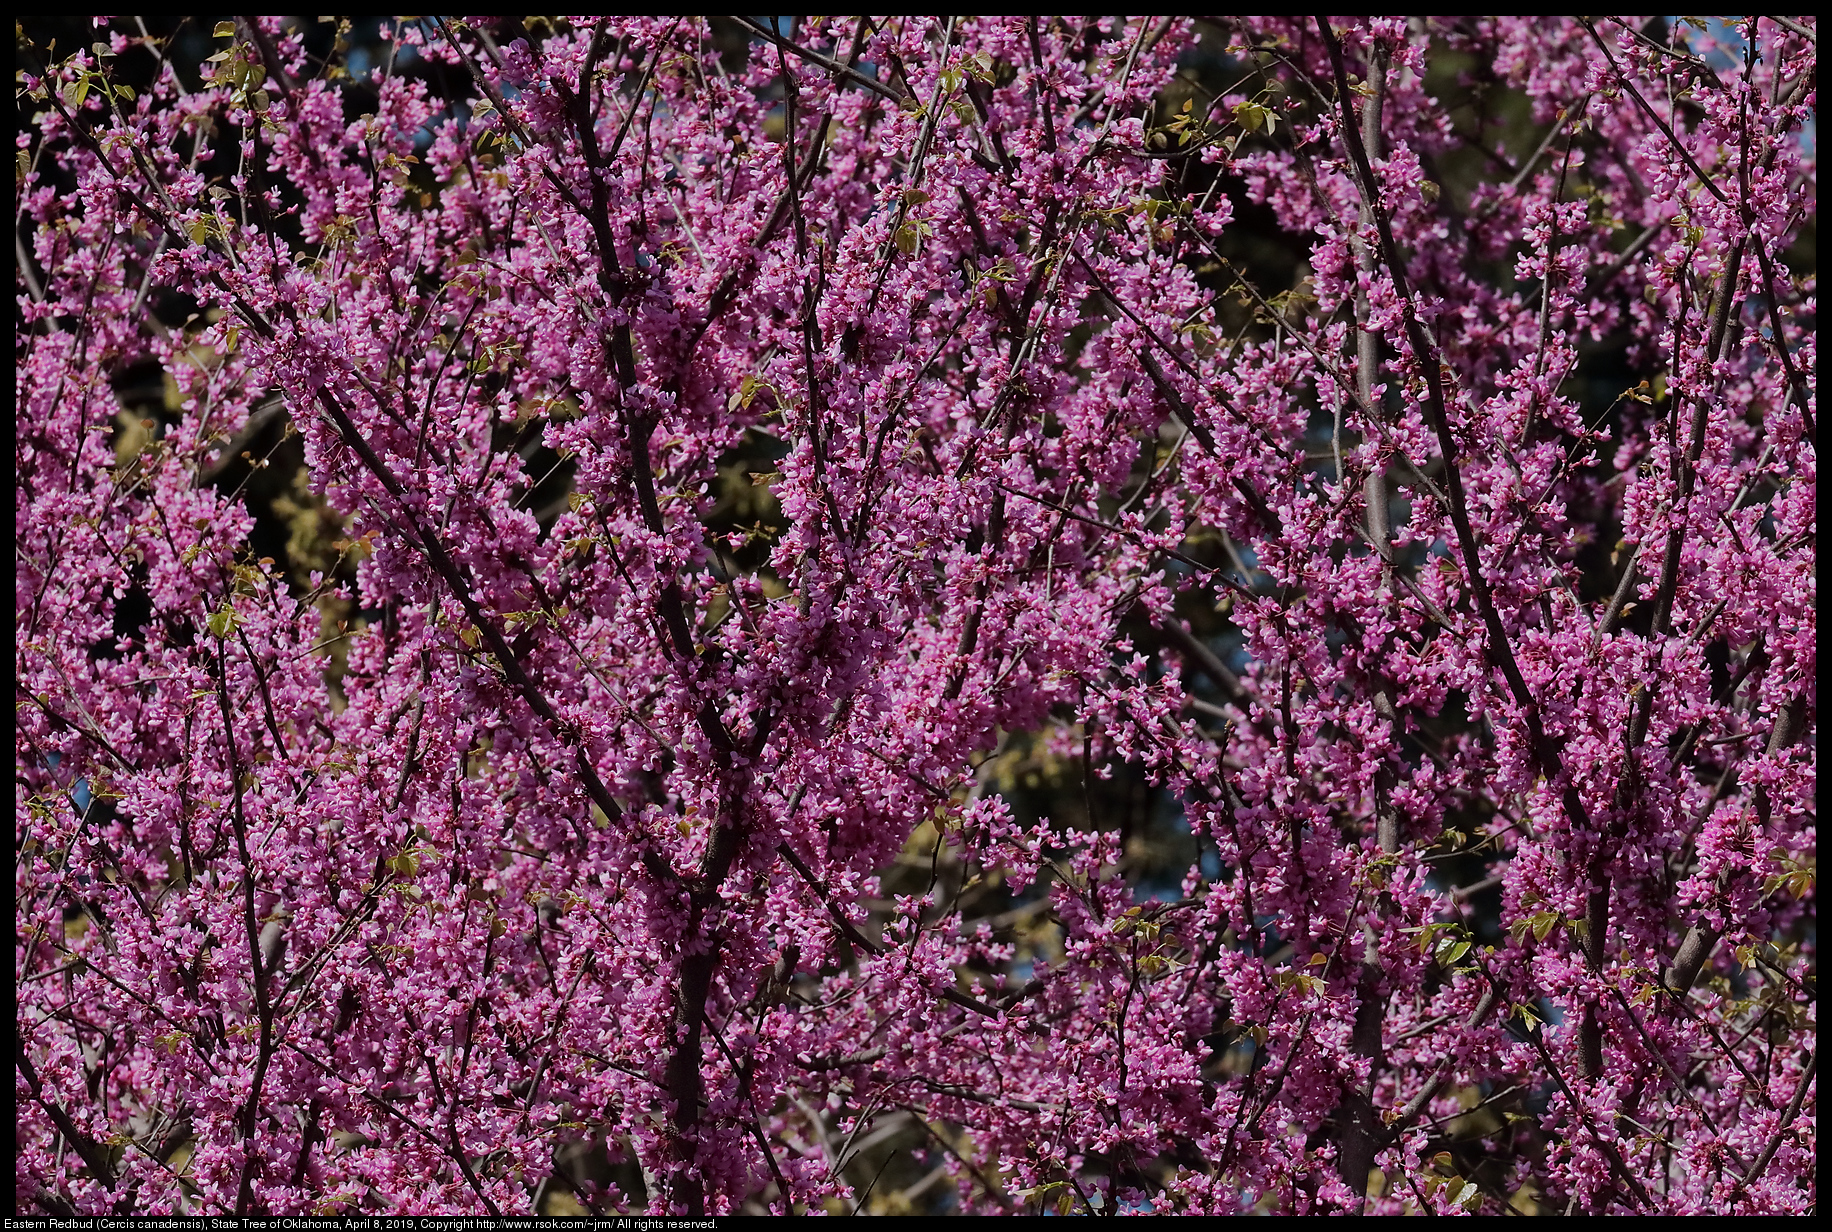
[16,15,1813,1216]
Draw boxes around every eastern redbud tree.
[15,15,1815,1216]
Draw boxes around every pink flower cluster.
[16,16,1813,1215]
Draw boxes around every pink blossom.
[15,15,1813,1217]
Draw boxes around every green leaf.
[1232,100,1275,135]
[205,606,241,639]
[733,372,776,410]
[1414,922,1450,955]
[213,20,237,37]
[893,218,931,256]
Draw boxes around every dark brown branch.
[776,841,1005,1020]
[1381,982,1500,1139]
[237,16,298,98]
[1663,694,1805,995]
[1520,1025,1657,1210]
[29,1189,79,1217]
[730,16,908,104]
[280,1040,503,1215]
[310,388,676,892]
[1751,234,1815,438]
[17,1043,119,1189]
[1732,1050,1816,1208]
[1158,616,1245,704]
[1316,19,1567,787]
[1647,240,1747,644]
[1576,18,1730,205]
[214,639,274,1215]
[1594,543,1641,644]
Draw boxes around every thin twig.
[730,16,907,103]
